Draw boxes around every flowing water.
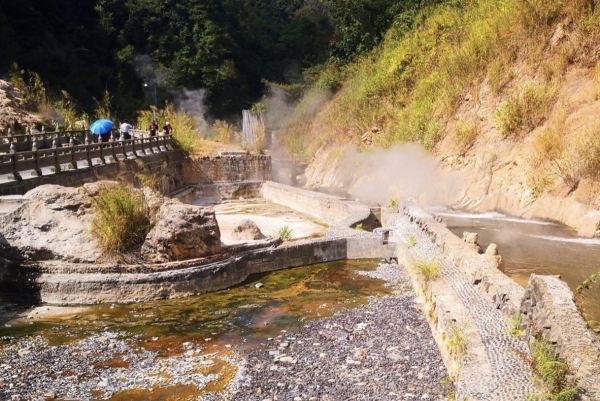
[0,260,388,400]
[435,209,600,333]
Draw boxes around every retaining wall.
[388,205,600,400]
[521,275,600,401]
[181,153,272,185]
[261,181,375,228]
[29,233,389,304]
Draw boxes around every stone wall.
[261,181,375,228]
[181,153,272,185]
[392,206,525,317]
[0,151,185,196]
[28,233,390,304]
[521,275,600,401]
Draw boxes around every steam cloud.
[134,54,209,132]
[315,143,463,207]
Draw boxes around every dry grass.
[90,184,151,254]
[496,83,557,139]
[454,121,479,152]
[280,0,600,157]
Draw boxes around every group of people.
[118,120,172,139]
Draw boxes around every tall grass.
[91,185,151,254]
[496,83,557,138]
[280,0,600,156]
[530,338,579,401]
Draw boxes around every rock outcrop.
[141,200,221,262]
[0,184,102,262]
[231,219,266,241]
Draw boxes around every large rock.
[232,219,266,241]
[141,200,221,262]
[0,184,102,262]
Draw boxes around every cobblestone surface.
[233,263,452,401]
[395,214,537,401]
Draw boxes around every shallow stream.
[0,260,388,400]
[436,210,600,333]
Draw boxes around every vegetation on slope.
[280,0,600,157]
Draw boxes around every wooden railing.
[0,132,173,182]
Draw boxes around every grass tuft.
[414,259,442,283]
[529,338,579,401]
[496,83,556,138]
[277,225,293,242]
[406,235,418,248]
[506,312,524,338]
[91,184,151,254]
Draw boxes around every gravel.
[231,263,451,401]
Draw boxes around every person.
[162,121,173,136]
[119,122,133,140]
[149,120,159,137]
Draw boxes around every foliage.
[9,63,47,110]
[278,225,293,242]
[414,259,442,283]
[576,272,600,295]
[576,129,600,180]
[496,83,556,139]
[406,235,418,248]
[506,312,524,338]
[530,338,579,401]
[90,184,151,254]
[454,121,479,152]
[447,325,467,363]
[213,120,237,144]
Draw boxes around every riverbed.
[0,260,450,400]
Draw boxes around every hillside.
[280,0,600,236]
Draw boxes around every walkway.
[394,216,537,401]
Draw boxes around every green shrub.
[91,185,151,254]
[278,225,293,242]
[414,259,442,282]
[496,83,557,138]
[530,338,579,401]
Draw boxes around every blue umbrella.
[90,119,114,135]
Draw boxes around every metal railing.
[0,131,173,182]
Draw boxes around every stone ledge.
[261,181,375,228]
[521,275,600,401]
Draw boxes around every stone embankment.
[233,263,451,401]
[391,205,600,401]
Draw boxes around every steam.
[134,54,209,132]
[317,143,463,207]
[174,88,209,133]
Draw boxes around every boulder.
[232,219,266,241]
[462,231,481,253]
[0,184,102,262]
[141,200,221,262]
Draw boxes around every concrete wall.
[0,151,185,195]
[31,233,390,305]
[261,181,374,227]
[521,275,600,401]
[181,153,272,185]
